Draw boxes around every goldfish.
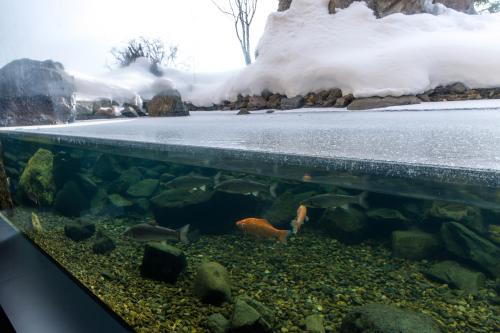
[236,218,290,243]
[291,205,308,234]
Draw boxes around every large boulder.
[148,89,189,117]
[18,148,56,206]
[230,295,275,333]
[392,230,442,260]
[424,260,485,295]
[53,181,90,217]
[193,261,232,305]
[339,304,441,333]
[0,59,76,126]
[441,222,500,277]
[319,206,370,244]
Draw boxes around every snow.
[70,0,500,106]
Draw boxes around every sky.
[0,0,278,75]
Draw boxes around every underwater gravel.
[10,208,500,333]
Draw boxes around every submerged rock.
[206,313,230,333]
[347,96,421,110]
[140,242,187,283]
[54,181,89,217]
[392,230,441,260]
[305,314,325,333]
[441,222,500,277]
[18,148,56,206]
[428,201,485,234]
[64,222,95,241]
[424,260,485,295]
[194,261,231,305]
[231,295,275,333]
[319,206,370,244]
[92,228,116,255]
[108,194,133,208]
[340,304,441,333]
[126,179,159,198]
[93,154,121,181]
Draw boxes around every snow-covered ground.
[71,0,500,106]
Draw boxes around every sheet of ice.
[69,1,500,107]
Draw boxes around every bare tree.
[111,37,178,68]
[211,0,258,65]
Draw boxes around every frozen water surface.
[1,108,500,208]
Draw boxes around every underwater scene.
[0,138,499,333]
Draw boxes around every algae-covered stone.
[126,179,158,198]
[206,313,230,333]
[428,201,485,234]
[424,260,485,295]
[319,206,369,244]
[305,314,325,333]
[231,295,275,332]
[92,229,116,255]
[194,261,231,305]
[64,222,95,241]
[340,304,441,333]
[392,230,441,260]
[108,193,133,208]
[18,148,56,206]
[140,242,187,283]
[93,154,121,180]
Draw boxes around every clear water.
[1,137,499,333]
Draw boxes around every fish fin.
[200,185,207,191]
[358,192,369,209]
[213,172,222,186]
[305,216,310,222]
[178,224,190,244]
[269,183,278,198]
[278,230,291,244]
[290,219,298,234]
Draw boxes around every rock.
[280,96,304,110]
[18,148,56,206]
[267,94,282,109]
[392,230,441,260]
[339,304,441,333]
[319,206,369,244]
[118,167,143,186]
[441,222,500,277]
[121,106,139,117]
[347,96,421,110]
[207,313,230,333]
[427,201,485,234]
[64,222,95,241]
[305,314,325,333]
[108,194,133,208]
[93,154,121,181]
[75,173,98,196]
[424,260,485,295]
[148,89,189,117]
[247,96,268,110]
[94,107,118,118]
[263,191,303,226]
[140,242,187,283]
[53,181,89,217]
[334,94,354,107]
[75,101,94,120]
[447,82,468,94]
[0,59,76,126]
[126,179,159,198]
[194,261,231,305]
[231,295,275,332]
[322,88,342,107]
[237,108,250,115]
[53,151,81,190]
[92,229,116,254]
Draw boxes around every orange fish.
[291,205,308,234]
[236,218,290,243]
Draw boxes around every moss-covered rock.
[194,261,231,305]
[18,148,56,206]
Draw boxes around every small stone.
[237,108,250,115]
[194,261,232,305]
[140,242,187,283]
[305,314,325,333]
[126,179,159,198]
[64,222,95,241]
[207,313,230,333]
[424,261,485,295]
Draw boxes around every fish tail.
[358,191,369,209]
[269,182,278,198]
[278,230,291,243]
[178,224,190,244]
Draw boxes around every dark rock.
[319,206,369,244]
[194,261,231,305]
[347,96,421,110]
[92,229,116,254]
[247,96,268,110]
[424,260,485,295]
[148,89,189,117]
[334,93,354,107]
[75,173,98,196]
[231,295,275,332]
[267,94,282,109]
[280,96,304,110]
[118,167,143,187]
[305,314,325,333]
[261,90,273,99]
[140,242,187,283]
[64,222,95,241]
[54,181,89,217]
[121,106,139,117]
[0,59,76,126]
[263,191,302,227]
[93,154,121,181]
[207,313,230,333]
[126,179,158,198]
[322,88,343,107]
[108,193,133,208]
[392,230,441,260]
[441,222,500,277]
[448,82,468,94]
[53,151,81,189]
[75,101,94,120]
[339,304,441,333]
[427,201,485,235]
[18,148,56,206]
[265,110,275,114]
[237,108,250,115]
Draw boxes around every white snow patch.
[70,1,500,106]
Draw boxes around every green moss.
[18,148,55,206]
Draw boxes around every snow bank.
[72,0,500,106]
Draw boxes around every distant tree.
[474,0,500,12]
[211,0,258,65]
[111,37,178,74]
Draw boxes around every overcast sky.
[0,0,277,74]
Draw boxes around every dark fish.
[165,174,216,191]
[300,192,368,209]
[123,223,190,244]
[214,179,277,197]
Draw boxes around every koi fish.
[291,205,308,234]
[236,218,290,243]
